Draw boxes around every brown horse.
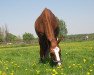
[35,8,62,66]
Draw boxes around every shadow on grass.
[38,58,58,67]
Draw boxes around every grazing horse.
[35,8,62,66]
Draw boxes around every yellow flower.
[52,74,55,75]
[10,72,14,75]
[17,66,20,68]
[11,62,14,64]
[87,72,90,75]
[25,69,27,71]
[5,67,8,70]
[68,66,71,68]
[36,70,40,74]
[53,69,55,72]
[79,65,82,68]
[90,69,93,72]
[73,64,75,66]
[14,64,17,66]
[0,71,2,75]
[83,59,86,63]
[52,69,58,75]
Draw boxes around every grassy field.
[0,41,94,75]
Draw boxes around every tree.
[6,33,17,43]
[0,27,3,43]
[0,35,3,43]
[58,19,68,37]
[0,25,19,43]
[23,32,35,44]
[0,25,9,43]
[4,24,9,42]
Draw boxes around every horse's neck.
[43,9,55,41]
[50,39,57,49]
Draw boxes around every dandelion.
[79,65,82,68]
[36,70,40,74]
[46,69,48,71]
[52,69,55,72]
[0,61,2,63]
[11,62,14,64]
[52,69,58,75]
[10,72,14,75]
[87,72,90,75]
[14,64,17,66]
[90,69,93,72]
[68,66,71,68]
[32,62,36,67]
[73,64,75,66]
[25,69,28,71]
[5,67,8,70]
[52,74,55,75]
[0,71,2,75]
[17,66,20,68]
[83,58,86,63]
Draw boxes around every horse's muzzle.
[53,60,61,63]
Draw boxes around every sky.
[0,0,94,37]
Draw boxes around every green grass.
[0,41,94,75]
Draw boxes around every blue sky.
[0,0,94,37]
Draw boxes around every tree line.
[0,19,68,44]
[64,33,94,42]
[0,25,36,44]
[0,19,94,44]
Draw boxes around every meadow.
[0,41,94,75]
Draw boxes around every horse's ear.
[57,35,64,44]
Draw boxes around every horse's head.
[50,46,61,66]
[50,37,63,66]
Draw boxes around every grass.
[0,41,94,75]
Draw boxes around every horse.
[35,8,62,66]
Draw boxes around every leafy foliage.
[5,33,17,43]
[58,19,68,37]
[23,32,35,43]
[64,33,94,42]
